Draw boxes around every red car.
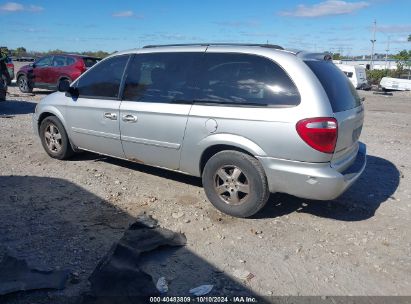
[16,54,100,93]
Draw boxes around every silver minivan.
[33,44,366,217]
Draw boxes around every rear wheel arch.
[200,144,256,176]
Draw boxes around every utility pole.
[370,19,377,70]
[385,35,390,70]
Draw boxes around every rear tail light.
[296,117,338,154]
[6,63,14,68]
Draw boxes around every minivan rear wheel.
[202,151,269,218]
[39,116,74,160]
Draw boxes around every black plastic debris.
[0,253,70,295]
[82,214,186,304]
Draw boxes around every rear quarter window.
[66,57,75,66]
[305,61,361,112]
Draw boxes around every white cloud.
[28,5,43,12]
[214,20,260,28]
[0,2,23,11]
[0,2,44,12]
[376,24,411,33]
[280,0,369,18]
[112,10,133,17]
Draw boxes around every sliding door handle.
[104,112,117,120]
[122,114,138,123]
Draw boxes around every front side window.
[197,53,300,106]
[123,52,202,103]
[35,56,52,67]
[76,55,129,99]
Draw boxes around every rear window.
[305,61,361,112]
[83,57,100,68]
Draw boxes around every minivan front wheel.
[39,116,74,160]
[202,151,269,218]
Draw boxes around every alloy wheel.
[213,165,250,205]
[44,123,62,153]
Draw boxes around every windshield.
[305,60,361,112]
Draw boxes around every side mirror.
[58,79,79,97]
[58,79,71,92]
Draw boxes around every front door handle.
[122,114,138,123]
[104,112,117,120]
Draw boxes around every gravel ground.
[0,84,410,302]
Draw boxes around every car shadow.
[0,100,37,116]
[71,152,203,188]
[0,175,260,304]
[71,153,399,222]
[253,155,400,221]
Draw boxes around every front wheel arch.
[37,112,78,152]
[39,115,74,160]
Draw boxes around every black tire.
[18,75,33,93]
[58,78,71,90]
[39,116,74,160]
[0,76,6,101]
[202,150,269,218]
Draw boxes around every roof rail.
[142,43,284,50]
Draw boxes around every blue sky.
[0,0,410,55]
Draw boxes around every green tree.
[81,50,111,58]
[15,47,27,57]
[45,49,66,55]
[332,53,341,60]
[408,34,411,42]
[394,50,410,68]
[393,50,411,79]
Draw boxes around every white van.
[335,64,368,89]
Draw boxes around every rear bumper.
[257,142,367,200]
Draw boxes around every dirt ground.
[0,83,410,302]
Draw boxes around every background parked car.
[6,57,14,85]
[16,54,100,93]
